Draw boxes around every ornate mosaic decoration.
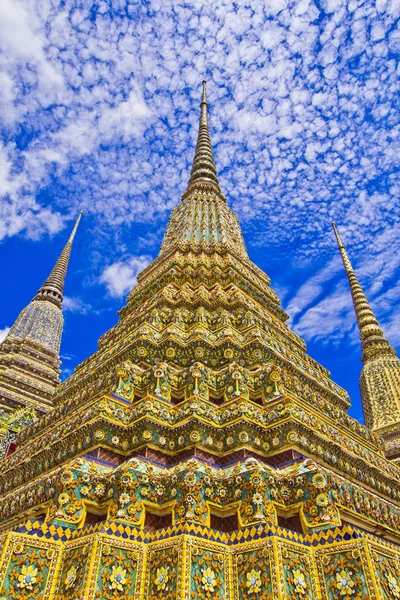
[0,83,399,599]
[0,406,37,460]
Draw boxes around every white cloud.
[0,0,397,250]
[0,0,64,120]
[381,318,400,347]
[60,353,76,362]
[293,284,358,346]
[99,255,152,298]
[0,327,10,343]
[286,256,342,322]
[63,296,92,314]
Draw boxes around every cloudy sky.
[0,0,399,423]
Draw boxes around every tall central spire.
[187,81,221,193]
[158,82,250,259]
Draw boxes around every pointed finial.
[67,211,83,244]
[332,222,353,273]
[34,212,83,308]
[332,223,396,363]
[202,80,207,102]
[186,81,221,193]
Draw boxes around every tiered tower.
[0,213,82,456]
[0,84,399,600]
[333,223,400,461]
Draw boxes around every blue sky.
[0,0,399,423]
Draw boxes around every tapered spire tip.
[332,222,345,250]
[67,212,83,244]
[201,80,207,103]
[34,213,83,308]
[333,223,396,363]
[186,81,221,193]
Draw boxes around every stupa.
[0,83,399,600]
[0,213,82,459]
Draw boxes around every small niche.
[170,395,185,405]
[209,508,239,532]
[144,509,173,532]
[251,397,263,406]
[28,511,46,524]
[34,513,46,523]
[86,447,125,465]
[209,395,225,406]
[277,512,304,534]
[6,441,16,457]
[84,509,107,526]
[265,450,304,468]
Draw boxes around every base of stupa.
[0,518,398,599]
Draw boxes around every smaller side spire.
[0,212,83,415]
[34,212,83,308]
[332,223,396,363]
[187,81,221,192]
[333,223,400,451]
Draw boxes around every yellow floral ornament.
[18,564,38,590]
[61,471,74,484]
[316,493,329,507]
[120,492,130,504]
[293,569,307,595]
[312,473,326,489]
[252,493,263,505]
[388,574,400,599]
[201,567,216,592]
[185,472,196,486]
[13,541,24,554]
[246,568,261,594]
[190,430,201,442]
[65,565,77,589]
[110,565,127,591]
[58,492,70,505]
[335,569,355,596]
[155,566,169,591]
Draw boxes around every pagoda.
[0,83,399,600]
[333,223,400,462]
[0,213,82,459]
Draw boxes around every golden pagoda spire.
[332,222,396,363]
[34,211,83,308]
[158,82,254,260]
[0,213,83,414]
[186,80,221,193]
[333,223,400,453]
